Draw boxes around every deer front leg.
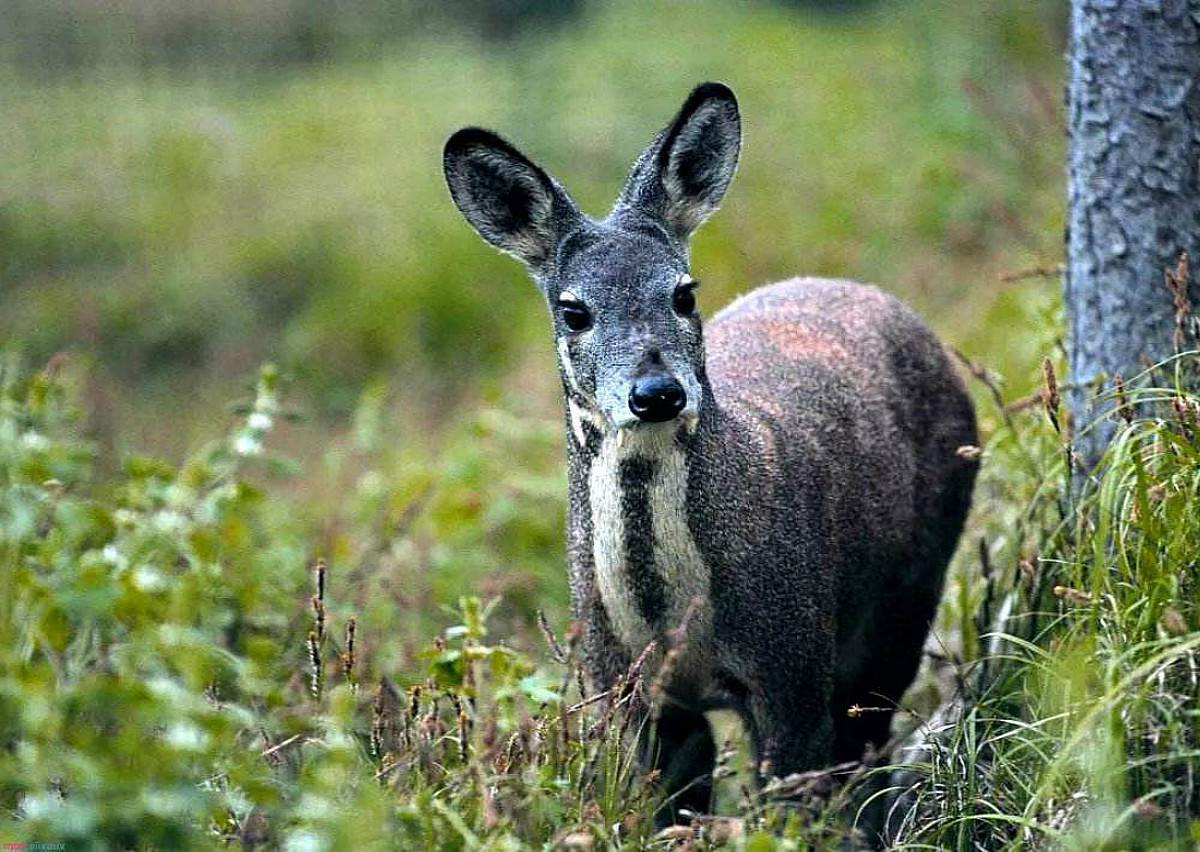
[582,592,715,826]
[743,683,835,785]
[640,703,717,827]
[719,580,839,786]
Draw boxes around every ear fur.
[612,82,741,242]
[443,128,580,268]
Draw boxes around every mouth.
[608,407,700,441]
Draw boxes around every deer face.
[548,225,705,431]
[443,83,740,435]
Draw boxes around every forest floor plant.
[881,343,1200,852]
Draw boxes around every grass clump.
[887,349,1200,851]
[0,354,664,850]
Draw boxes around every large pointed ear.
[443,128,582,269]
[612,82,741,243]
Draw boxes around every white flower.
[133,565,166,592]
[248,411,273,431]
[20,431,49,451]
[284,828,327,852]
[101,544,127,568]
[164,721,208,751]
[234,433,262,456]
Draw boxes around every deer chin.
[605,405,700,443]
[606,420,686,456]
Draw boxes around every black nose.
[629,375,687,423]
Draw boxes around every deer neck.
[564,386,719,662]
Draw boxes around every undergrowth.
[1,338,1197,850]
[884,347,1200,852]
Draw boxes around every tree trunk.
[1065,0,1200,466]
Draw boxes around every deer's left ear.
[613,82,741,243]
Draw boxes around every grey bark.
[1065,0,1200,466]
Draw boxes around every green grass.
[882,346,1200,851]
[1,315,1197,849]
[7,2,1197,848]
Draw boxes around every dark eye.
[560,300,592,332]
[672,280,698,316]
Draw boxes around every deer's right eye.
[558,294,592,332]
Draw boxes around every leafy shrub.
[0,357,642,850]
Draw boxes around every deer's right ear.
[443,128,579,269]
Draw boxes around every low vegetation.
[2,298,1197,848]
[0,0,1064,457]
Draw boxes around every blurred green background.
[1,0,1065,443]
[1,0,1067,642]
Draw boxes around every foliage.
[2,313,1198,850]
[4,1,1196,849]
[885,347,1200,851]
[0,0,585,71]
[0,357,625,850]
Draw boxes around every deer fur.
[443,82,978,824]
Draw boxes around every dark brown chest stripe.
[618,455,667,626]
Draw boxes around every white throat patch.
[588,426,712,661]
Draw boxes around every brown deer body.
[443,83,978,824]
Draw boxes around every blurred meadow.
[1,0,1067,633]
[14,2,1194,850]
[2,0,1065,438]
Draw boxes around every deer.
[442,82,978,825]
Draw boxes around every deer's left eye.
[672,279,698,316]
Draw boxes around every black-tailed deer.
[443,82,977,824]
